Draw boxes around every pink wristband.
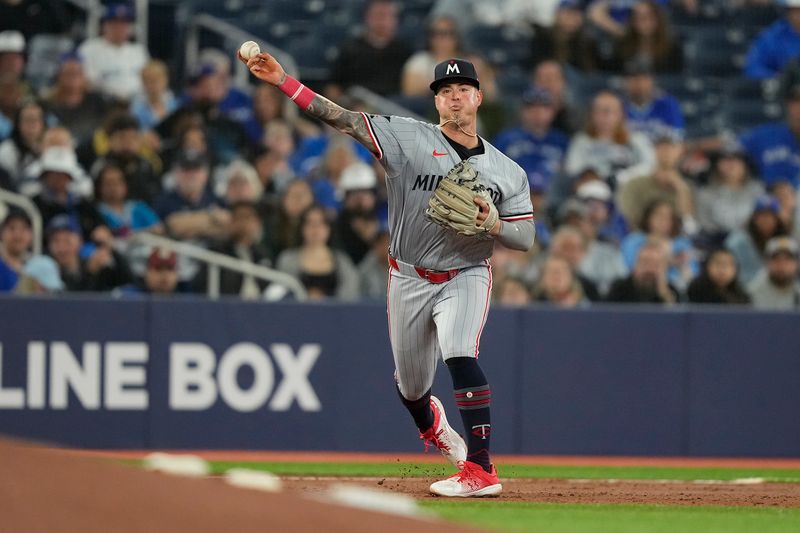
[278,75,315,110]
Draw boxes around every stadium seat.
[721,101,783,132]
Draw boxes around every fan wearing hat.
[0,31,27,86]
[747,236,800,309]
[77,1,148,101]
[32,146,107,244]
[493,86,568,192]
[725,195,790,285]
[46,214,132,292]
[621,57,684,144]
[334,162,381,264]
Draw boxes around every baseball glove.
[425,160,498,236]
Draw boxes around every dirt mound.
[0,439,484,533]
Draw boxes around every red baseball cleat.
[419,396,467,468]
[430,460,502,497]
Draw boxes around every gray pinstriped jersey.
[363,113,534,271]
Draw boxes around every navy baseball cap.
[102,2,135,22]
[522,86,554,106]
[430,58,480,93]
[558,0,582,9]
[753,195,780,214]
[46,214,81,237]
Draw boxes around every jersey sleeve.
[498,165,534,222]
[362,113,420,176]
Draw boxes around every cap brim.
[430,77,480,93]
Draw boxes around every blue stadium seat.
[721,100,783,132]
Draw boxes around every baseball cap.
[22,255,64,292]
[576,180,612,202]
[40,147,81,181]
[765,236,799,258]
[46,214,81,237]
[147,247,177,270]
[557,198,589,222]
[1,207,32,229]
[753,194,780,214]
[430,58,480,93]
[174,149,210,171]
[102,2,135,22]
[0,30,25,54]
[558,0,582,9]
[340,162,377,192]
[188,63,216,85]
[522,86,554,107]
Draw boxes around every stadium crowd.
[0,0,799,309]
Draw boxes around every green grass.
[198,460,800,483]
[422,502,800,533]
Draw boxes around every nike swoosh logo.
[432,150,448,157]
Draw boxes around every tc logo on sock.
[471,424,491,439]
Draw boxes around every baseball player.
[240,51,534,497]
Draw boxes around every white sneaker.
[430,460,502,497]
[419,396,467,468]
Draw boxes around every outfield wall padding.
[0,297,797,456]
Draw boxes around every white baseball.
[239,41,261,60]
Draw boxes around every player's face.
[434,83,483,122]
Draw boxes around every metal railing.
[185,13,299,90]
[0,189,43,256]
[129,232,307,300]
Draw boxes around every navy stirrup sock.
[397,386,434,432]
[446,357,492,473]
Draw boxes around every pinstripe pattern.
[372,113,532,403]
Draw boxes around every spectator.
[0,73,22,141]
[564,90,656,190]
[771,179,800,238]
[251,146,292,209]
[687,248,751,305]
[90,114,162,204]
[430,0,554,32]
[489,241,538,289]
[266,178,314,259]
[495,275,532,307]
[493,86,568,191]
[196,48,255,133]
[0,30,28,89]
[574,178,629,244]
[217,159,264,206]
[401,15,497,100]
[621,199,698,291]
[32,147,105,242]
[747,236,800,309]
[744,0,800,80]
[46,214,132,292]
[738,84,800,188]
[528,171,553,250]
[246,84,308,146]
[195,201,272,299]
[533,255,589,307]
[618,137,694,231]
[0,208,33,278]
[77,2,149,102]
[358,224,390,302]
[0,99,45,189]
[32,125,93,198]
[621,58,684,142]
[725,195,789,285]
[695,147,765,240]
[119,247,180,295]
[326,0,412,99]
[529,0,600,71]
[335,162,381,265]
[13,255,64,295]
[94,161,162,239]
[607,238,679,303]
[309,138,359,211]
[153,150,230,247]
[531,60,578,134]
[44,54,110,148]
[605,0,683,74]
[275,205,360,301]
[129,59,177,130]
[550,225,610,299]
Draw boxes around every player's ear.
[476,88,483,106]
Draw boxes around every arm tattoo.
[305,94,378,154]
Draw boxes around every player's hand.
[238,51,286,86]
[474,197,501,236]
